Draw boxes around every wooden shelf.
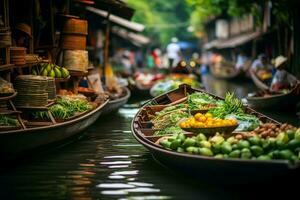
[0,110,21,115]
[0,64,14,72]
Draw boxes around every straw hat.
[15,23,32,38]
[274,55,287,68]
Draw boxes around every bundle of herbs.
[0,115,19,126]
[208,92,244,119]
[152,104,189,129]
[33,96,92,120]
[187,92,219,110]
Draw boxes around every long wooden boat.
[249,69,269,90]
[131,84,300,183]
[246,86,299,109]
[102,87,131,115]
[0,100,108,160]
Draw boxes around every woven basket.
[61,34,86,50]
[0,31,12,47]
[63,50,88,72]
[63,18,88,35]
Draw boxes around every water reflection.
[1,75,296,200]
[202,74,255,98]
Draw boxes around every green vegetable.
[229,150,241,158]
[221,142,232,154]
[237,140,250,149]
[196,133,207,141]
[295,129,300,140]
[177,147,185,153]
[198,141,211,148]
[287,139,300,150]
[0,115,18,126]
[183,138,196,148]
[257,155,272,161]
[187,92,218,110]
[208,92,243,119]
[286,130,295,140]
[276,132,289,144]
[199,148,213,156]
[160,139,171,149]
[214,154,224,158]
[241,148,252,159]
[154,126,184,136]
[186,146,195,154]
[250,146,264,157]
[248,136,261,146]
[170,139,181,150]
[278,149,294,160]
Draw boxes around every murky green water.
[0,74,298,200]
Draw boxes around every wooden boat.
[210,61,243,80]
[249,69,269,90]
[0,100,108,160]
[131,84,300,183]
[246,85,300,109]
[128,79,152,97]
[101,86,131,115]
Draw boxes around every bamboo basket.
[0,31,11,47]
[63,18,88,35]
[63,50,88,72]
[61,34,86,50]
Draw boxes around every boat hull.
[102,87,130,115]
[134,133,297,183]
[0,100,108,159]
[249,69,269,90]
[131,84,300,183]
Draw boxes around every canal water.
[0,74,299,200]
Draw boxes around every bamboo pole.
[101,9,111,86]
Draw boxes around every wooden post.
[101,10,111,86]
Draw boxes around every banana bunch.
[32,63,70,78]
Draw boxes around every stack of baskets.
[14,75,48,107]
[61,18,87,50]
[10,47,26,65]
[61,18,88,73]
[0,31,11,48]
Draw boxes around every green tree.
[127,0,194,47]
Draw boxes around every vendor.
[12,23,32,51]
[270,55,298,92]
[251,54,273,81]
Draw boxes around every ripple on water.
[111,170,139,176]
[100,161,132,165]
[108,165,129,169]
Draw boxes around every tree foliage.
[187,0,295,33]
[127,0,194,47]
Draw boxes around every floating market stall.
[245,85,300,109]
[0,0,113,159]
[247,69,300,109]
[150,74,202,97]
[132,84,300,183]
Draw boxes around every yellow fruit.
[195,113,202,119]
[205,113,213,118]
[199,116,207,122]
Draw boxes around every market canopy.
[111,26,150,46]
[74,0,134,20]
[86,6,145,32]
[204,31,261,50]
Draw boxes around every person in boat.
[270,55,299,92]
[235,52,248,71]
[251,54,273,81]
